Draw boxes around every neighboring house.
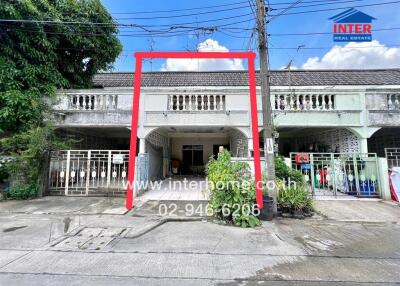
[49,69,400,197]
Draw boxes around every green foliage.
[277,182,314,214]
[275,156,304,185]
[206,150,261,228]
[4,184,37,200]
[0,0,122,197]
[0,156,13,183]
[1,125,72,195]
[0,0,122,133]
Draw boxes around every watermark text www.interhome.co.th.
[124,177,299,193]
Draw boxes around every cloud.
[161,39,244,71]
[301,40,400,69]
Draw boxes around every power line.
[3,0,399,30]
[241,0,257,50]
[109,1,249,14]
[0,22,254,38]
[114,4,250,20]
[268,0,303,22]
[268,0,400,18]
[48,43,400,59]
[2,0,399,40]
[0,12,254,28]
[268,44,400,50]
[270,0,368,8]
[4,21,400,39]
[269,27,400,37]
[271,0,380,11]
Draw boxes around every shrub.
[207,150,261,228]
[0,165,9,183]
[275,156,304,185]
[0,157,13,183]
[5,184,38,200]
[277,183,314,215]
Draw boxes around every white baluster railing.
[388,94,400,110]
[273,93,335,111]
[68,94,118,110]
[166,94,226,111]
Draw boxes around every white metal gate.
[290,153,381,198]
[48,150,130,196]
[385,148,400,169]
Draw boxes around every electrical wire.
[110,1,249,14]
[0,12,254,28]
[114,4,250,20]
[269,0,366,6]
[268,0,303,22]
[269,27,400,37]
[3,21,400,38]
[270,0,374,10]
[268,0,400,17]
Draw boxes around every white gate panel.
[49,150,130,196]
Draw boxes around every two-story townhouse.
[48,69,400,198]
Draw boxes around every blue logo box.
[333,34,372,42]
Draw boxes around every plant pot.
[293,209,305,219]
[259,196,274,221]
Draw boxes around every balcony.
[271,92,362,127]
[388,94,400,110]
[167,94,226,112]
[68,94,119,111]
[367,92,400,126]
[274,93,335,111]
[53,89,365,129]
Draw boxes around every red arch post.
[126,51,264,210]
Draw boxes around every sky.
[101,0,400,72]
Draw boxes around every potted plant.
[277,185,314,218]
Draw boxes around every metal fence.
[290,153,380,198]
[48,150,132,196]
[385,148,400,169]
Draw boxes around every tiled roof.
[93,69,400,87]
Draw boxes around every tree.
[0,0,122,196]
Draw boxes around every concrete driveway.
[315,200,400,222]
[0,196,127,215]
[0,196,398,285]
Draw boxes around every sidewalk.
[0,196,399,285]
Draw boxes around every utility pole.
[255,0,277,213]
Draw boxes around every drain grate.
[52,227,126,250]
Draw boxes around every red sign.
[295,153,310,164]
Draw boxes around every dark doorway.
[147,143,163,181]
[213,144,230,159]
[182,145,204,175]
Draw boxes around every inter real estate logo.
[329,8,376,42]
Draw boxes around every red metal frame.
[126,51,263,210]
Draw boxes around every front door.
[182,145,204,175]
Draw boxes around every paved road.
[0,197,399,285]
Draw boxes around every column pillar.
[248,138,253,158]
[359,137,368,153]
[139,138,146,154]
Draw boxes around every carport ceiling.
[165,127,231,133]
[277,127,336,138]
[59,127,131,138]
